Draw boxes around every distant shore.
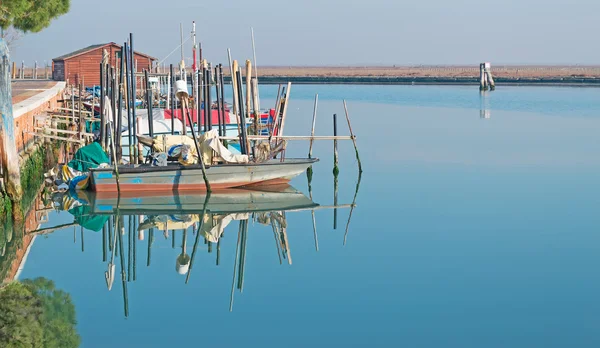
[248,66,600,86]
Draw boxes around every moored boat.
[90,158,318,192]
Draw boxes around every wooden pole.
[185,193,210,284]
[479,63,486,91]
[308,94,318,158]
[183,98,211,191]
[307,169,318,252]
[245,60,252,122]
[116,214,129,317]
[117,49,125,160]
[344,172,362,245]
[219,65,227,137]
[168,64,175,135]
[100,62,106,147]
[144,70,154,137]
[231,59,241,140]
[278,82,292,137]
[250,27,260,112]
[333,114,339,175]
[129,34,138,163]
[215,66,223,136]
[124,43,134,163]
[229,222,241,312]
[11,62,15,79]
[196,65,206,134]
[342,100,363,173]
[78,82,83,142]
[235,69,250,156]
[228,50,238,118]
[206,63,212,131]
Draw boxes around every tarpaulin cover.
[68,205,109,232]
[68,142,109,172]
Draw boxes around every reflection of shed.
[52,42,156,87]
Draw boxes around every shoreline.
[251,76,600,87]
[236,66,600,86]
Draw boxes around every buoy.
[175,80,188,99]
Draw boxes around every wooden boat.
[71,184,318,215]
[89,158,318,192]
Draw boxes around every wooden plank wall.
[63,44,154,87]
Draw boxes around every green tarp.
[67,142,109,172]
[68,205,109,232]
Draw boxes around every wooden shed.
[52,42,156,87]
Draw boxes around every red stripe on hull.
[93,178,290,193]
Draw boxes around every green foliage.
[23,278,80,348]
[0,278,80,348]
[0,0,70,33]
[20,146,46,212]
[0,282,44,347]
[0,193,12,222]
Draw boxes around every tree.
[23,278,80,348]
[0,27,21,50]
[0,278,80,348]
[0,0,70,33]
[0,282,44,347]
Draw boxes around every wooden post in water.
[170,64,175,135]
[0,39,23,218]
[278,82,292,137]
[333,114,339,175]
[129,34,138,163]
[206,62,212,131]
[245,60,252,123]
[34,61,37,79]
[215,66,223,136]
[235,69,250,155]
[78,82,83,142]
[144,70,154,137]
[308,94,318,158]
[219,64,226,136]
[479,63,487,91]
[251,77,259,137]
[100,62,106,147]
[123,43,133,163]
[485,62,495,90]
[185,193,210,284]
[333,114,339,228]
[342,100,363,173]
[116,215,129,317]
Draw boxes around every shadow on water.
[25,177,361,318]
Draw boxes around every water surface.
[18,85,600,347]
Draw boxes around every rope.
[157,34,192,67]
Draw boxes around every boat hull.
[73,185,318,215]
[90,158,318,192]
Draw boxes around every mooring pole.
[124,43,134,164]
[219,64,227,136]
[206,63,212,131]
[308,94,318,158]
[129,34,138,163]
[170,64,175,135]
[333,114,339,175]
[144,69,154,138]
[100,62,106,147]
[0,39,23,218]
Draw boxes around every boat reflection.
[32,184,357,317]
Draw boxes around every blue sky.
[7,0,600,66]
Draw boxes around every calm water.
[18,85,600,347]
